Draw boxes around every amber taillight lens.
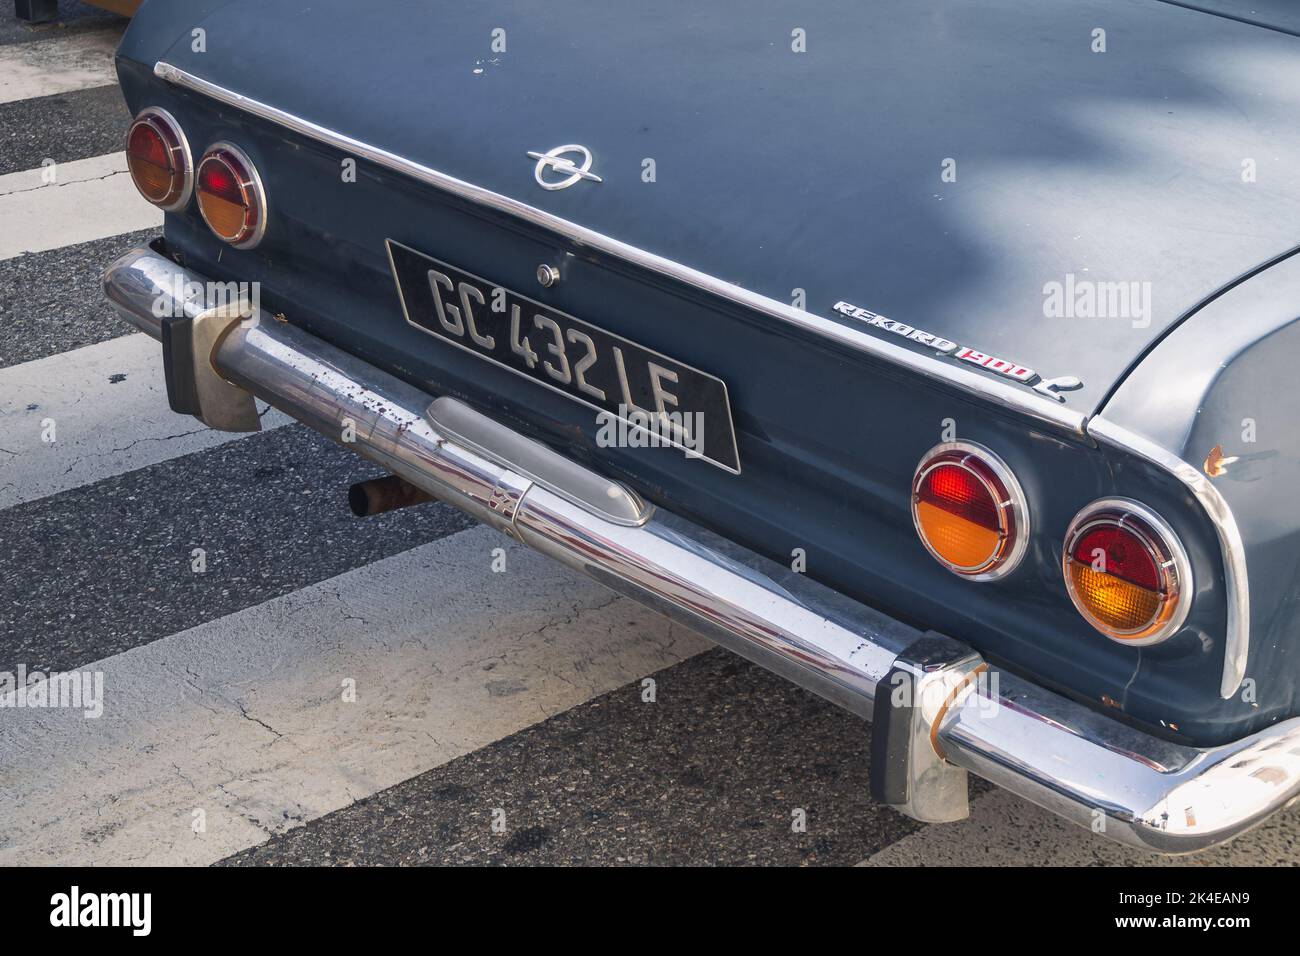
[196,144,265,248]
[125,108,191,210]
[911,442,1028,580]
[1062,500,1191,645]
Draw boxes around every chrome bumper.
[104,246,1300,854]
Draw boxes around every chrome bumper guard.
[105,247,1300,854]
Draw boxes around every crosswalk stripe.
[856,787,1300,866]
[0,27,119,106]
[0,332,291,510]
[0,526,708,866]
[0,152,162,261]
[1,423,479,676]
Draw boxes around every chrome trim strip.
[104,247,1295,852]
[1088,416,1249,699]
[152,60,1087,435]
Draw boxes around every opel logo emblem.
[526,144,603,191]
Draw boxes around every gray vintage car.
[102,0,1300,853]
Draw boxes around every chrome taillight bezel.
[195,141,267,249]
[910,440,1029,581]
[126,106,193,212]
[1061,498,1193,646]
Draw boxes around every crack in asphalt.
[236,701,285,740]
[0,168,129,199]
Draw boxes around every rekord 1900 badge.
[831,300,1083,402]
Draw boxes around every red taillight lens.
[196,144,265,248]
[911,442,1028,580]
[1063,500,1191,645]
[1071,526,1161,590]
[125,108,191,210]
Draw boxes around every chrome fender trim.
[1087,416,1250,700]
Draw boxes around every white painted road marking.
[0,526,708,865]
[858,788,1300,866]
[0,152,162,261]
[0,333,291,509]
[0,28,119,105]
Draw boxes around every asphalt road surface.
[1,10,1298,867]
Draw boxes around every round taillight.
[1062,499,1191,645]
[125,107,192,211]
[196,143,266,248]
[911,441,1028,580]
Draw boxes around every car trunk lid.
[147,0,1300,414]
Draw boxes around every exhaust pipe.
[348,475,433,517]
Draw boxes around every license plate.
[386,240,740,474]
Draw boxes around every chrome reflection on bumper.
[104,246,1300,854]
